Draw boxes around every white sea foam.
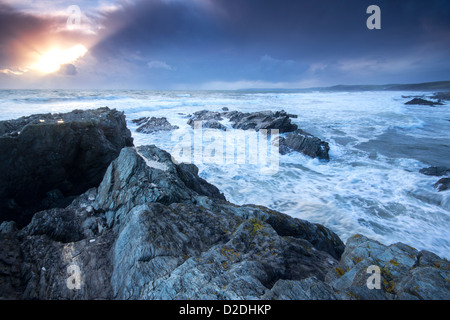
[1,89,449,258]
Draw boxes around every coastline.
[0,106,449,300]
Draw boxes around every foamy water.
[1,89,449,258]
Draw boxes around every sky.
[0,0,449,90]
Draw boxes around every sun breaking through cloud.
[31,44,88,74]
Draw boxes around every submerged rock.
[0,107,133,227]
[419,166,450,176]
[405,98,443,106]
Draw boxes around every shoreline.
[0,107,449,300]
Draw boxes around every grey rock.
[134,117,179,133]
[0,232,22,299]
[279,129,330,161]
[94,145,226,228]
[0,221,17,234]
[326,234,450,300]
[186,109,330,160]
[419,166,450,176]
[187,110,226,130]
[262,277,338,300]
[434,178,450,191]
[0,107,133,227]
[224,110,298,133]
[405,98,443,106]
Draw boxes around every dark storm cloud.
[88,0,450,87]
[0,3,52,67]
[59,63,78,76]
[1,0,449,88]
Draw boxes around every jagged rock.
[405,98,443,106]
[134,117,179,133]
[94,145,226,228]
[434,178,450,191]
[325,234,450,300]
[419,166,450,176]
[224,110,298,133]
[186,109,329,160]
[0,143,347,300]
[0,221,17,234]
[187,109,298,133]
[110,202,340,299]
[187,110,226,130]
[0,111,447,300]
[0,107,133,227]
[279,129,330,161]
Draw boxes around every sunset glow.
[32,44,88,74]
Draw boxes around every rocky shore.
[0,108,449,300]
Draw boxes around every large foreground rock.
[0,107,133,227]
[1,143,448,300]
[0,144,345,299]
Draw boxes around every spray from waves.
[0,89,449,258]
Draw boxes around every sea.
[1,89,449,258]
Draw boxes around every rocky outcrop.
[324,234,450,300]
[187,109,298,133]
[279,129,330,161]
[1,141,448,300]
[434,178,450,192]
[0,107,133,227]
[419,167,450,192]
[405,98,443,106]
[419,166,450,176]
[186,109,329,160]
[430,92,450,101]
[133,117,179,133]
[0,142,347,300]
[0,107,448,300]
[225,110,298,133]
